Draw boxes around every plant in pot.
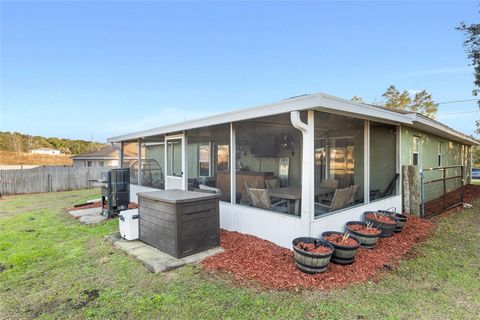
[377,207,407,233]
[321,231,360,265]
[292,237,334,274]
[363,211,398,237]
[345,221,382,249]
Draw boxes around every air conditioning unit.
[119,209,139,240]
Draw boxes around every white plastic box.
[118,209,139,240]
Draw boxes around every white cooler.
[118,209,139,240]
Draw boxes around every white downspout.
[291,110,315,236]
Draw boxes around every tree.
[382,85,438,118]
[458,17,480,134]
[351,96,364,103]
[9,132,22,154]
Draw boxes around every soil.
[324,233,359,247]
[202,215,435,290]
[296,242,332,254]
[67,202,138,211]
[348,224,381,235]
[365,213,397,224]
[423,184,480,217]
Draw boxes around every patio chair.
[370,174,399,200]
[320,179,339,189]
[246,186,289,214]
[315,187,350,213]
[344,184,360,207]
[265,178,279,190]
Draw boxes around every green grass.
[1,190,479,319]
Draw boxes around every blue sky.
[0,1,477,142]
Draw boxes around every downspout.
[291,111,315,236]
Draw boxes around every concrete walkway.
[106,233,224,273]
[68,207,107,225]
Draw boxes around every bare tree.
[9,133,22,154]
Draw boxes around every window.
[413,136,420,166]
[236,113,302,215]
[87,161,92,167]
[99,161,104,167]
[186,124,230,202]
[438,141,443,167]
[198,144,210,176]
[370,122,398,201]
[314,112,364,216]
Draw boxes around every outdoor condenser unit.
[101,168,130,218]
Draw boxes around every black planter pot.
[292,237,334,274]
[363,211,398,237]
[321,231,360,265]
[345,221,381,249]
[377,210,408,233]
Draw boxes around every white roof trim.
[405,113,478,145]
[107,92,411,143]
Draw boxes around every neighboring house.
[30,148,62,155]
[71,145,137,168]
[107,92,477,248]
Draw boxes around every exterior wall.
[219,202,303,249]
[72,159,119,168]
[400,126,471,202]
[31,149,61,155]
[130,184,159,203]
[311,195,401,237]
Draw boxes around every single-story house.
[107,92,476,248]
[71,145,137,168]
[30,148,62,155]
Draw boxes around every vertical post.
[182,132,187,190]
[291,110,314,236]
[461,165,465,204]
[420,171,424,218]
[137,139,142,186]
[364,120,370,204]
[396,125,401,195]
[443,167,446,210]
[230,123,236,204]
[119,142,124,168]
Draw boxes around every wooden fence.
[0,166,104,195]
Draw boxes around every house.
[71,145,137,168]
[107,92,476,248]
[30,148,62,155]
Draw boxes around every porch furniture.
[314,187,350,213]
[137,190,220,259]
[370,174,399,200]
[216,171,274,204]
[344,184,360,206]
[246,186,289,214]
[267,186,303,215]
[320,179,339,189]
[265,178,279,190]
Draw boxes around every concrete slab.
[80,215,107,225]
[69,207,105,225]
[106,233,224,273]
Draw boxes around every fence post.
[420,171,424,218]
[443,168,446,211]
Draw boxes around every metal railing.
[420,165,464,218]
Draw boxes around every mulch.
[202,217,435,290]
[67,201,138,211]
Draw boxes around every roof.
[107,92,478,146]
[71,145,137,160]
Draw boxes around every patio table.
[268,186,335,215]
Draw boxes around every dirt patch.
[202,216,434,290]
[67,202,138,211]
[70,289,100,309]
[0,263,9,273]
[424,184,480,217]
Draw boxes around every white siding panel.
[311,195,402,237]
[130,184,159,203]
[219,202,303,249]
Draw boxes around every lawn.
[1,190,479,320]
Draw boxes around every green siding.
[400,126,471,202]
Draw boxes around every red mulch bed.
[67,201,138,211]
[202,216,435,290]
